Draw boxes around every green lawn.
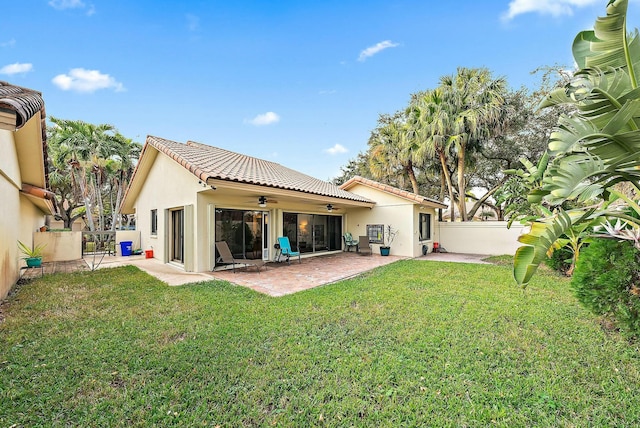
[1,261,639,427]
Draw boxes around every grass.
[1,260,639,427]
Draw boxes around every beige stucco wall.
[343,183,439,258]
[438,221,526,255]
[48,218,83,231]
[34,231,82,261]
[132,151,200,269]
[0,129,46,299]
[115,230,141,255]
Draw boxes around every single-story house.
[0,81,54,299]
[120,136,447,272]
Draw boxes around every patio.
[209,252,404,296]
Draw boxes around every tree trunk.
[465,179,506,219]
[73,166,95,231]
[439,151,456,222]
[94,170,105,231]
[457,146,468,221]
[406,160,419,194]
[111,176,124,232]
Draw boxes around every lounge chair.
[343,232,359,252]
[276,236,301,264]
[358,236,372,256]
[215,241,265,272]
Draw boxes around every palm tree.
[108,134,141,231]
[48,117,121,231]
[437,67,508,221]
[409,88,458,220]
[368,112,421,194]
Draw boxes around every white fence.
[437,221,527,256]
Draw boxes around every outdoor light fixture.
[326,204,333,212]
[258,196,267,208]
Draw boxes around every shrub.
[571,238,640,337]
[545,246,573,275]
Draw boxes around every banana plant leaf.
[513,0,640,285]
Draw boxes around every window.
[367,224,384,244]
[419,213,431,241]
[151,209,158,235]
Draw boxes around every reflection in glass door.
[171,209,184,263]
[283,212,342,253]
[214,209,265,262]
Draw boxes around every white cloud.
[325,144,348,155]
[502,0,599,21]
[49,0,95,15]
[245,112,280,126]
[1,39,16,48]
[0,63,33,75]
[319,89,337,95]
[358,40,399,62]
[52,68,125,93]
[48,0,84,9]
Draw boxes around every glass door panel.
[171,209,184,263]
[297,214,313,253]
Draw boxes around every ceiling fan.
[245,196,278,207]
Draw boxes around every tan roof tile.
[146,136,374,203]
[340,176,447,208]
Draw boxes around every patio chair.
[343,232,359,252]
[276,236,301,265]
[358,235,372,256]
[215,241,266,273]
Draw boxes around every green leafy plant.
[572,238,640,337]
[514,0,640,286]
[17,240,46,259]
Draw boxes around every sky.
[2,0,639,180]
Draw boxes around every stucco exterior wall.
[133,151,201,270]
[34,231,82,262]
[412,204,438,256]
[438,221,527,255]
[343,183,439,258]
[0,168,21,299]
[0,129,46,299]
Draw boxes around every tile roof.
[340,176,448,208]
[0,81,50,201]
[0,81,46,129]
[145,136,374,203]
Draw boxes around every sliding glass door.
[215,209,265,261]
[283,212,342,254]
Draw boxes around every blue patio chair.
[277,236,301,265]
[343,232,359,252]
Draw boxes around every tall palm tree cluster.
[353,67,511,221]
[47,117,141,232]
[335,67,565,222]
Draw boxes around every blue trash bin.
[120,241,133,256]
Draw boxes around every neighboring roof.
[340,176,448,208]
[0,81,52,214]
[133,136,374,203]
[0,81,46,130]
